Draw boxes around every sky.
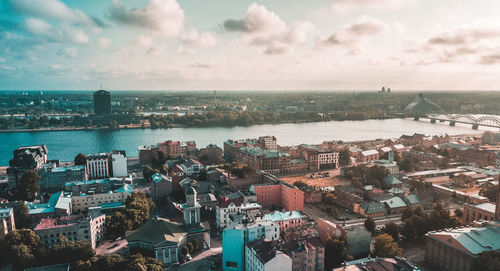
[2,0,500,91]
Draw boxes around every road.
[168,247,222,271]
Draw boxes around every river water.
[0,118,490,165]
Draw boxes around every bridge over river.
[415,114,500,130]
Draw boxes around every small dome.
[186,187,196,195]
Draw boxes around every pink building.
[251,181,304,211]
[317,218,346,243]
[264,211,304,233]
[280,237,325,271]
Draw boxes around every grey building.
[38,164,87,191]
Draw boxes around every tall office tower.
[93,89,111,115]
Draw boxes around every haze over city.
[2,0,500,90]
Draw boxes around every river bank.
[0,118,484,166]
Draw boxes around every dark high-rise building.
[93,90,111,115]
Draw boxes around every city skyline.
[2,0,500,91]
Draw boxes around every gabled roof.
[126,217,187,246]
[383,175,402,185]
[379,196,407,209]
[427,224,500,255]
[360,201,386,214]
[405,194,421,205]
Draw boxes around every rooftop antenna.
[100,82,103,90]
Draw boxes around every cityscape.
[1,1,500,271]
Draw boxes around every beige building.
[72,191,131,213]
[0,208,15,236]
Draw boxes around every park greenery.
[324,235,352,270]
[16,169,40,201]
[344,165,390,189]
[105,192,155,240]
[372,234,403,258]
[400,204,460,241]
[364,217,376,234]
[480,184,498,202]
[74,153,87,166]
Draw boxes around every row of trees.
[0,229,96,270]
[105,192,155,240]
[0,228,162,271]
[147,110,391,129]
[401,205,460,241]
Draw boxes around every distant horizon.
[2,89,500,93]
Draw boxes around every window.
[226,261,238,268]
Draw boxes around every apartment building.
[222,219,280,271]
[245,239,292,271]
[216,202,262,229]
[251,175,304,212]
[0,208,15,236]
[71,184,132,213]
[34,214,106,249]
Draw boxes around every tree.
[14,201,32,229]
[74,153,87,166]
[105,211,130,240]
[364,217,376,234]
[142,166,156,185]
[454,208,463,218]
[199,168,208,181]
[323,192,336,206]
[382,222,400,242]
[51,235,94,265]
[474,251,500,271]
[172,186,186,203]
[17,170,40,201]
[399,158,414,172]
[339,148,351,166]
[373,234,402,258]
[186,242,194,254]
[480,185,498,203]
[4,229,41,270]
[192,239,199,252]
[324,236,351,270]
[126,254,163,271]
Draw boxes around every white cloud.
[332,0,409,13]
[317,15,387,50]
[25,18,52,36]
[223,3,286,34]
[97,37,112,48]
[8,0,97,27]
[69,29,89,44]
[133,35,153,47]
[109,0,185,36]
[223,4,314,54]
[180,29,217,49]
